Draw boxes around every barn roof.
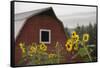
[15,7,58,21]
[15,7,65,39]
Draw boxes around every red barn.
[15,7,68,65]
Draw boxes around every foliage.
[18,42,64,65]
[64,23,97,62]
[65,31,93,62]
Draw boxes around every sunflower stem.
[56,42,60,63]
[83,42,92,61]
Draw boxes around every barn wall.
[15,15,67,64]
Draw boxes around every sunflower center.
[85,37,87,40]
[68,44,70,48]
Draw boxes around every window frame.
[39,29,51,44]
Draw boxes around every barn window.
[40,29,51,44]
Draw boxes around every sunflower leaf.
[78,48,88,57]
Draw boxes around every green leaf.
[78,48,88,57]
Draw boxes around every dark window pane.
[41,31,49,42]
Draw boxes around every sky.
[15,2,97,28]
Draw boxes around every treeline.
[64,23,97,45]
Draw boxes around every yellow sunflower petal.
[29,45,37,56]
[19,42,26,57]
[83,33,89,42]
[65,39,73,52]
[71,31,77,39]
[39,42,47,51]
[75,35,79,42]
[48,53,57,59]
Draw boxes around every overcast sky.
[15,2,96,29]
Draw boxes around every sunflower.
[83,33,89,42]
[75,35,79,42]
[19,42,26,54]
[65,39,73,52]
[48,53,57,59]
[71,31,77,39]
[39,42,47,52]
[29,45,37,56]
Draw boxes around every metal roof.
[15,7,55,21]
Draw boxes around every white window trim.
[39,29,51,44]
